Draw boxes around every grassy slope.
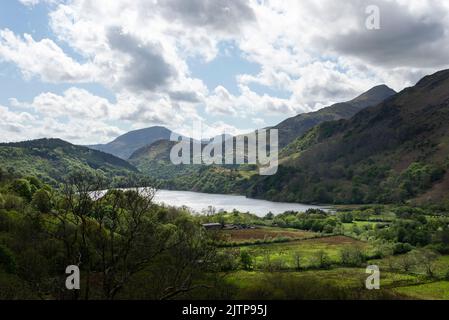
[394,281,449,300]
[0,138,138,185]
[249,69,449,204]
[238,236,372,269]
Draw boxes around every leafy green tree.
[264,212,274,220]
[339,212,354,223]
[31,189,52,213]
[9,179,33,201]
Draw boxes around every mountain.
[129,85,397,191]
[89,126,172,159]
[249,69,449,204]
[128,140,204,183]
[0,138,138,185]
[274,85,397,147]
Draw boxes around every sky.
[1,0,449,144]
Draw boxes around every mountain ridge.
[249,69,449,204]
[129,85,397,185]
[273,84,397,147]
[0,138,138,186]
[88,126,173,159]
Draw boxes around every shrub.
[339,212,354,223]
[393,242,414,255]
[240,251,253,271]
[340,247,366,267]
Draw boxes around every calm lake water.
[154,190,329,217]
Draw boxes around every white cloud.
[0,102,123,144]
[3,0,449,144]
[12,87,112,119]
[18,0,41,6]
[0,29,95,83]
[18,0,60,7]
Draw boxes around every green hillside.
[249,70,449,204]
[0,138,139,186]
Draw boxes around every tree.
[293,251,302,270]
[314,250,331,269]
[412,249,439,278]
[339,212,354,223]
[264,212,274,220]
[32,188,53,213]
[9,179,33,201]
[340,247,365,267]
[397,252,416,273]
[41,171,217,300]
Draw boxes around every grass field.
[394,282,449,300]
[217,225,449,300]
[370,255,449,278]
[225,268,418,288]
[223,269,420,299]
[236,235,372,269]
[219,227,318,243]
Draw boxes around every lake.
[154,190,329,217]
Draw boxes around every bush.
[217,250,239,272]
[0,245,16,274]
[339,212,354,223]
[240,251,253,271]
[393,242,414,255]
[340,247,366,267]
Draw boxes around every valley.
[1,69,449,301]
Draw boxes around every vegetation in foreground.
[1,168,449,300]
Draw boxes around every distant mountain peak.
[88,126,173,159]
[273,84,397,148]
[353,84,396,100]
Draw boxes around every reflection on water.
[154,190,330,217]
